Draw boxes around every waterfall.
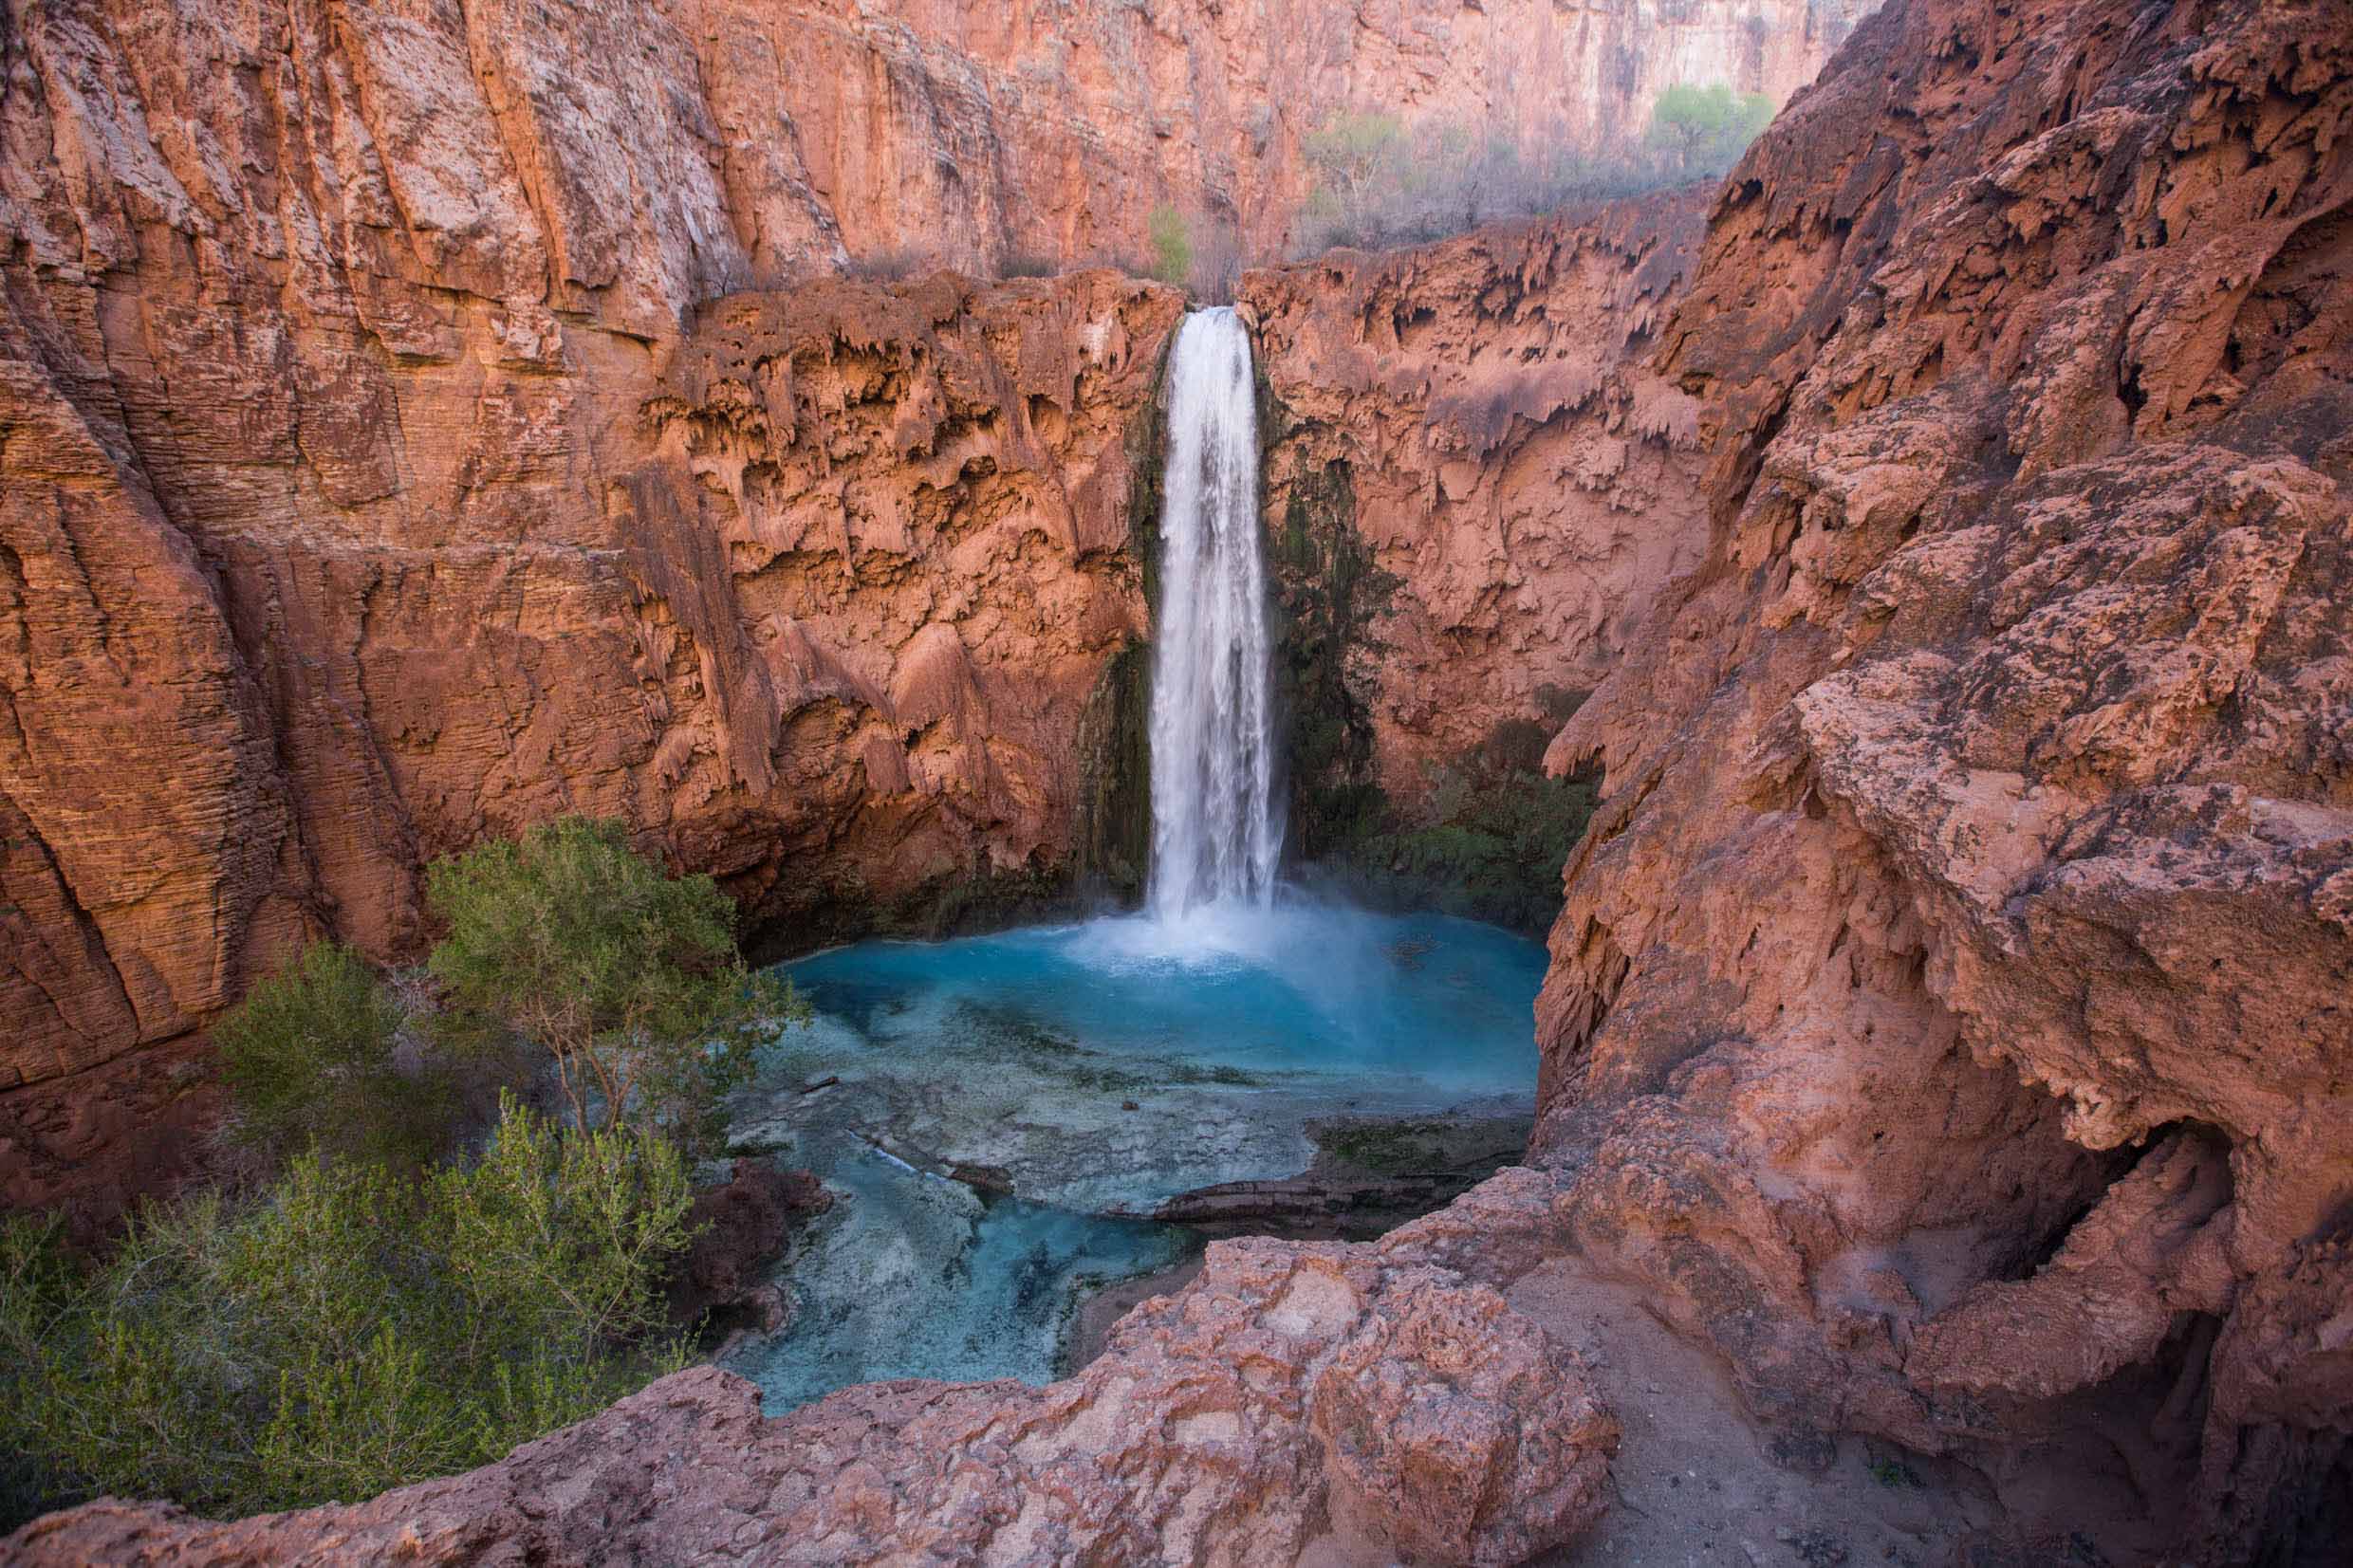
[1147,307,1284,922]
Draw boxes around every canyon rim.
[2,0,2350,1564]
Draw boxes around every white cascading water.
[1146,307,1284,922]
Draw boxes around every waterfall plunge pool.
[720,898,1547,1414]
[719,311,1548,1414]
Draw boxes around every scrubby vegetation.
[0,1103,693,1526]
[0,818,802,1531]
[1142,202,1245,302]
[215,941,454,1172]
[429,818,801,1160]
[1646,83,1777,174]
[1290,87,1776,256]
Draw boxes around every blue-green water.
[723,901,1546,1412]
[789,903,1547,1097]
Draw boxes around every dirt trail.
[1510,1263,2182,1568]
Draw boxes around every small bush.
[1147,203,1194,288]
[844,247,939,282]
[214,942,454,1171]
[0,1098,694,1526]
[427,818,806,1158]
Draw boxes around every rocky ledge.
[4,1236,1615,1567]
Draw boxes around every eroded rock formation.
[0,240,1178,1105]
[1244,191,1710,804]
[5,0,2350,1559]
[1,0,1738,1112]
[0,0,1808,1108]
[1533,0,2353,1552]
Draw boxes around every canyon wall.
[0,236,1176,1109]
[1,0,1733,1128]
[1244,190,1710,814]
[7,0,2351,1558]
[750,0,1877,270]
[1530,0,2353,1552]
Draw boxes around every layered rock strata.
[6,0,2350,1559]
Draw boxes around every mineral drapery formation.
[1243,189,1711,792]
[0,254,1179,1111]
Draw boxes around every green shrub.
[426,818,805,1156]
[999,252,1060,279]
[1647,83,1776,172]
[0,1098,694,1527]
[1290,93,1779,259]
[1147,203,1195,288]
[214,941,454,1171]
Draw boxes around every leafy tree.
[426,818,802,1154]
[1302,111,1405,223]
[0,1098,694,1526]
[214,941,454,1171]
[1147,203,1195,287]
[1648,83,1776,172]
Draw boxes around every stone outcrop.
[1529,0,2353,1553]
[665,1156,833,1333]
[3,1238,1618,1567]
[0,231,1179,1092]
[1243,190,1711,803]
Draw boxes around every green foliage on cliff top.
[1647,83,1776,170]
[1147,203,1194,287]
[1291,88,1777,257]
[0,1098,694,1527]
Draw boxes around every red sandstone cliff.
[1532,0,2353,1552]
[0,250,1178,1112]
[0,0,1741,1124]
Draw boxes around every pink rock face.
[0,251,1181,1097]
[0,0,1813,1102]
[6,0,2351,1559]
[747,0,1876,271]
[1,1238,1618,1567]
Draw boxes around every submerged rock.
[664,1157,832,1334]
